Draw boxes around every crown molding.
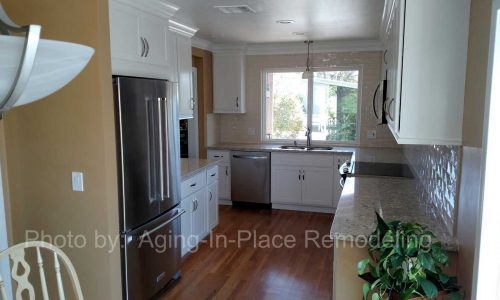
[244,40,384,55]
[191,37,213,51]
[212,43,247,54]
[169,19,199,38]
[113,0,179,19]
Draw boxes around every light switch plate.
[71,172,84,192]
[367,130,377,139]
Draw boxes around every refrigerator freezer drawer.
[123,208,184,300]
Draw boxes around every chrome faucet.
[305,127,312,147]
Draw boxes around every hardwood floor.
[159,205,334,300]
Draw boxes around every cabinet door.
[333,154,352,209]
[191,188,207,244]
[207,181,218,230]
[219,164,231,200]
[301,167,334,207]
[177,35,194,119]
[213,52,244,113]
[180,195,193,256]
[109,1,141,62]
[271,166,302,204]
[139,16,169,67]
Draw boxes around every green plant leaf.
[449,291,462,300]
[363,282,371,300]
[401,289,415,300]
[439,273,450,284]
[418,252,436,273]
[358,259,370,275]
[375,212,389,235]
[419,278,438,298]
[372,293,380,300]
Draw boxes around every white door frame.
[474,0,500,298]
[187,67,199,158]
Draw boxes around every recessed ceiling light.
[292,32,306,36]
[276,20,295,24]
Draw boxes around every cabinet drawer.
[271,153,334,168]
[207,165,218,185]
[207,150,231,163]
[181,171,207,198]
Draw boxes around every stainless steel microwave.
[372,79,387,125]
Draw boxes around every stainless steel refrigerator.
[113,76,183,300]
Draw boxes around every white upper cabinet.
[383,0,470,145]
[213,49,246,113]
[169,20,198,119]
[108,0,179,80]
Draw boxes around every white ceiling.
[167,0,385,43]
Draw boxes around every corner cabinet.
[108,0,178,80]
[169,20,198,119]
[213,49,246,113]
[271,153,335,213]
[383,0,470,145]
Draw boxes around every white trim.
[218,199,232,206]
[168,19,198,38]
[191,37,213,51]
[113,0,179,19]
[261,67,362,145]
[474,1,500,299]
[245,40,383,56]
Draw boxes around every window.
[263,69,360,143]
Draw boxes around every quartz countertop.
[208,143,406,163]
[181,158,219,180]
[330,177,458,251]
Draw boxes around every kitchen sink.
[278,145,306,150]
[306,146,334,151]
[278,145,334,151]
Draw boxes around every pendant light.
[0,4,94,115]
[302,40,313,79]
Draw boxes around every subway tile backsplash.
[404,145,461,235]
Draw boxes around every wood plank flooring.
[159,205,334,300]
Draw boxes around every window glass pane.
[312,70,359,142]
[264,72,308,140]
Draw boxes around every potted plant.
[357,213,461,300]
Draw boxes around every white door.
[271,166,302,204]
[207,181,218,230]
[219,164,231,200]
[180,195,193,256]
[108,1,141,62]
[301,167,334,207]
[177,35,194,119]
[191,188,207,244]
[138,16,168,66]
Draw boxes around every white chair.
[0,241,83,300]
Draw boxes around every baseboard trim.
[272,203,335,214]
[219,199,232,206]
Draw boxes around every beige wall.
[456,0,493,297]
[218,51,399,148]
[2,0,121,299]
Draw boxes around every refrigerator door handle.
[157,98,164,201]
[139,209,185,240]
[161,97,170,200]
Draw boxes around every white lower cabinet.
[207,150,231,201]
[180,165,219,256]
[271,153,335,211]
[207,181,218,230]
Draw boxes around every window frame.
[260,66,363,145]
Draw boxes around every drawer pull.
[210,173,216,177]
[190,183,197,187]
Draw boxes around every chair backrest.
[0,241,83,300]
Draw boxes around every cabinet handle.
[383,50,388,64]
[211,173,216,177]
[209,191,213,202]
[190,98,195,110]
[225,166,228,176]
[140,37,145,57]
[144,38,150,57]
[388,98,395,121]
[190,182,197,187]
[192,198,196,211]
[302,170,305,181]
[372,83,380,119]
[298,170,301,181]
[236,97,239,109]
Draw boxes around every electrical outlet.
[71,172,84,192]
[367,130,377,139]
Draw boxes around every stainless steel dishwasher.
[231,151,271,204]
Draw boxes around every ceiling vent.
[214,5,256,14]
